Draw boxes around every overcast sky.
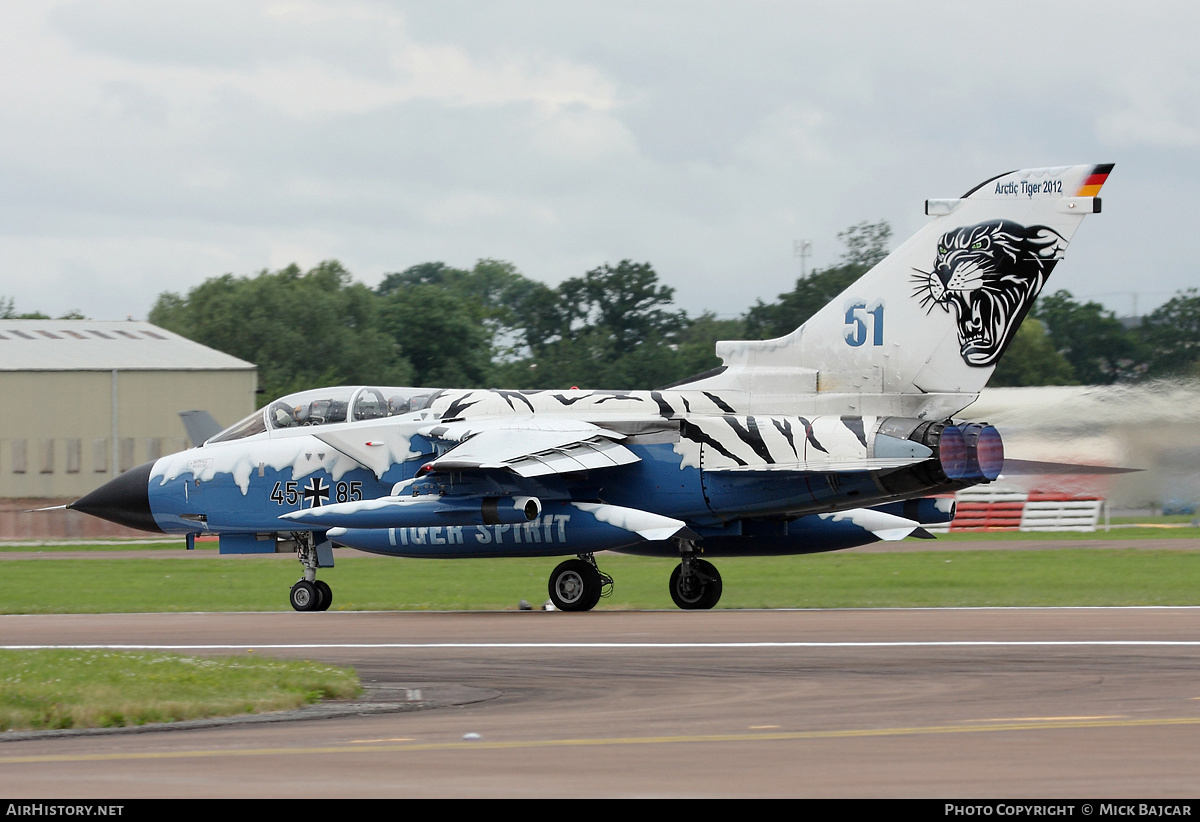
[1,1,1196,322]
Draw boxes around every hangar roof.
[0,320,255,371]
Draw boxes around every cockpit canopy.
[207,386,441,444]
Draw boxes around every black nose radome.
[68,461,162,533]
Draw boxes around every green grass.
[716,549,1200,608]
[0,649,361,731]
[2,547,1199,612]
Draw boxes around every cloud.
[0,1,1197,323]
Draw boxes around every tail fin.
[681,164,1113,418]
[179,410,223,447]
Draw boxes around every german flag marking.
[1077,163,1114,197]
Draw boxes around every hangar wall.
[0,369,257,499]
[0,320,256,539]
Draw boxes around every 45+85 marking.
[271,480,362,507]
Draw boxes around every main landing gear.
[290,533,333,612]
[546,544,723,612]
[548,554,613,611]
[668,539,722,610]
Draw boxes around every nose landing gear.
[290,533,333,612]
[290,578,333,612]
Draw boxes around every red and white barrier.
[925,487,1103,533]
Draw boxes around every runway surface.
[2,607,1199,797]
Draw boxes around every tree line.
[143,221,898,401]
[7,222,1199,402]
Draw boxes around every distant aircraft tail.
[179,410,223,447]
[679,164,1113,418]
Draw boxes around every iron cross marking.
[302,477,330,508]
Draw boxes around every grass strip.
[1,548,1199,612]
[0,649,360,731]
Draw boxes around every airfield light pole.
[794,240,812,279]
[111,369,119,479]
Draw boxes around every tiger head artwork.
[913,219,1065,367]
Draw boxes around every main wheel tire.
[548,559,602,612]
[290,580,319,612]
[314,580,333,612]
[669,559,722,610]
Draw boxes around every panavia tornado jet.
[70,164,1114,611]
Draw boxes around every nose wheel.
[290,579,332,612]
[290,532,333,611]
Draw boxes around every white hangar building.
[0,320,256,501]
